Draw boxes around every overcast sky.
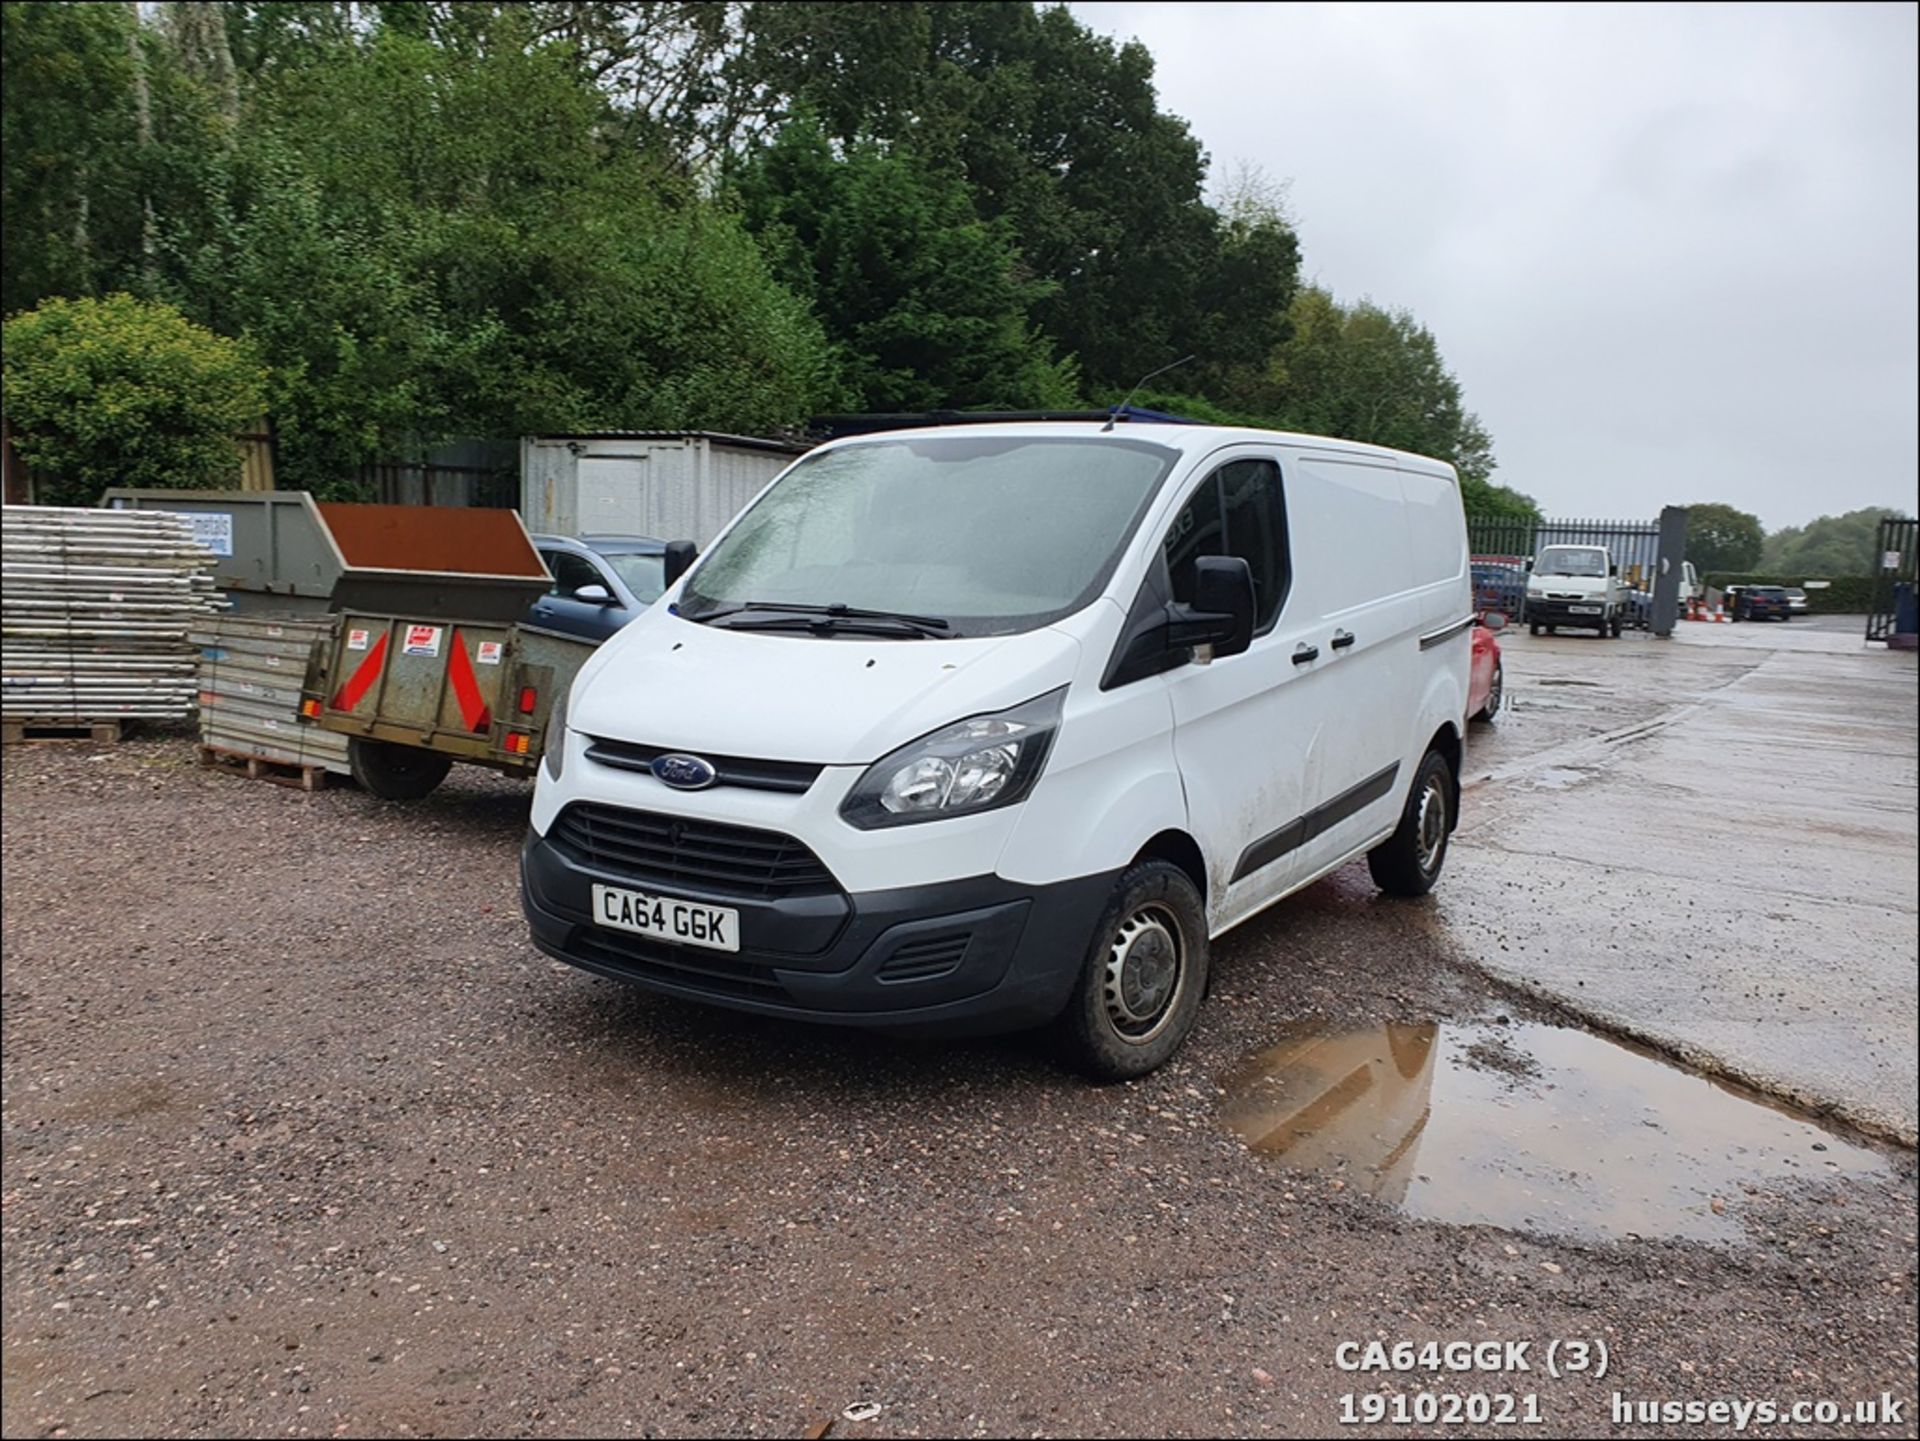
[1069,2,1918,529]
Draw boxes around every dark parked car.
[527,534,680,642]
[1470,560,1528,619]
[1729,584,1792,622]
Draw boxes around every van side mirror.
[1523,559,1534,572]
[663,540,697,589]
[1609,562,1619,577]
[1168,555,1256,659]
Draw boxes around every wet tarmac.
[1449,616,1919,1143]
[1219,1019,1886,1243]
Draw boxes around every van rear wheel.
[349,737,453,801]
[1368,748,1455,898]
[1056,860,1210,1082]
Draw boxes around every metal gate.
[1865,516,1919,643]
[1466,511,1687,634]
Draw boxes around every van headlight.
[840,688,1066,829]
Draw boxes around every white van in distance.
[521,421,1474,1078]
[1524,544,1622,637]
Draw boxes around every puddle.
[1218,1022,1885,1243]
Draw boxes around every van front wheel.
[1368,748,1455,898]
[1056,861,1210,1082]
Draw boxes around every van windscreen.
[1535,547,1607,578]
[677,435,1178,637]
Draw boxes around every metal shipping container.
[519,432,807,546]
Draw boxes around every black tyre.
[1056,860,1210,1082]
[1529,622,1542,637]
[349,737,453,800]
[1368,748,1455,898]
[1610,614,1624,638]
[1472,661,1503,723]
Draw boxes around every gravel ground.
[3,733,1915,1438]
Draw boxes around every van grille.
[571,928,787,1001]
[552,803,839,900]
[583,736,823,794]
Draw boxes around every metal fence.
[358,437,518,509]
[1865,516,1919,643]
[361,459,517,509]
[1466,514,1677,631]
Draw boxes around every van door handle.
[1292,643,1319,665]
[1330,630,1356,651]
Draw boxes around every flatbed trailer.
[300,612,591,798]
[277,502,588,800]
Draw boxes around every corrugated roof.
[523,431,809,455]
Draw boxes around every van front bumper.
[1524,598,1609,625]
[519,829,1117,1036]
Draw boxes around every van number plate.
[591,884,739,952]
[1569,605,1602,614]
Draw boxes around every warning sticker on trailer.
[403,624,443,658]
[475,641,504,666]
[347,628,371,651]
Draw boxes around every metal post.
[1651,505,1688,637]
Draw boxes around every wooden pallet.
[197,742,329,792]
[2,719,126,745]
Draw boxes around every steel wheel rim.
[1103,904,1185,1044]
[1415,773,1449,875]
[1487,664,1503,714]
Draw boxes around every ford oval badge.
[651,752,717,790]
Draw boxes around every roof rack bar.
[808,406,1204,439]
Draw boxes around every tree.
[1259,286,1505,492]
[172,20,841,488]
[0,2,141,315]
[1461,474,1541,523]
[734,117,1075,411]
[0,0,1501,501]
[1683,502,1765,573]
[2,293,267,505]
[725,3,1300,396]
[1762,506,1911,576]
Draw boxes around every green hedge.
[1702,572,1878,613]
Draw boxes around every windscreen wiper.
[692,601,951,635]
[721,614,943,639]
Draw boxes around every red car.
[1469,613,1505,723]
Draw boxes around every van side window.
[1162,459,1289,630]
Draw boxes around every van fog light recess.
[842,688,1066,829]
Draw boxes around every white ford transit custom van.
[521,421,1473,1079]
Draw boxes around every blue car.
[527,534,685,643]
[1470,561,1528,619]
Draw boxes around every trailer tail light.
[505,732,531,755]
[518,687,537,714]
[300,698,323,718]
